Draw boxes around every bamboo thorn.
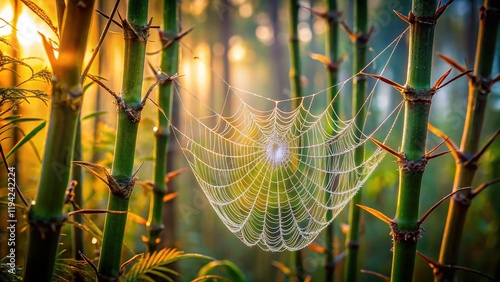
[307,243,326,254]
[492,73,500,84]
[433,68,452,89]
[416,251,441,270]
[340,20,356,42]
[426,137,448,156]
[427,123,464,161]
[298,3,327,18]
[393,10,409,24]
[73,161,111,186]
[370,137,403,159]
[435,0,454,20]
[426,150,451,160]
[95,9,123,28]
[417,251,497,280]
[418,187,471,225]
[436,69,473,90]
[78,250,98,275]
[86,73,120,100]
[464,129,500,167]
[147,27,194,55]
[437,53,469,75]
[471,177,500,199]
[165,167,188,183]
[361,72,405,92]
[82,0,121,81]
[163,192,177,203]
[120,253,143,273]
[360,269,390,281]
[356,204,392,225]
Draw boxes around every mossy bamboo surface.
[344,1,368,281]
[324,0,339,281]
[390,1,436,281]
[147,0,179,252]
[22,1,95,281]
[288,1,305,280]
[97,1,149,280]
[436,1,500,281]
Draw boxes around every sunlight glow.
[298,22,312,43]
[0,5,13,36]
[16,13,40,46]
[239,3,253,18]
[91,237,97,244]
[229,43,246,62]
[256,25,274,45]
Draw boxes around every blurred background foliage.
[0,0,499,281]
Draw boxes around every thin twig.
[81,0,121,82]
[418,187,471,225]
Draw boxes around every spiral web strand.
[171,30,406,251]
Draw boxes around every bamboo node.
[27,211,67,240]
[397,155,428,173]
[108,176,136,199]
[390,221,423,242]
[475,75,493,95]
[408,12,436,25]
[402,86,435,103]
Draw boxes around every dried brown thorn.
[418,187,471,225]
[393,10,410,24]
[361,73,405,92]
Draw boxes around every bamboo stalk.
[288,1,305,280]
[72,118,85,282]
[22,1,96,281]
[325,0,340,280]
[436,1,500,281]
[344,1,368,281]
[147,0,179,252]
[390,1,437,281]
[97,1,149,280]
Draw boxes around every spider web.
[170,29,406,252]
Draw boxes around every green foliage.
[197,260,246,282]
[123,248,213,282]
[0,51,50,107]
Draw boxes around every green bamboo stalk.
[288,1,305,281]
[72,118,85,282]
[22,1,96,281]
[324,0,340,281]
[147,0,179,252]
[436,1,500,281]
[97,1,149,280]
[390,1,436,281]
[343,1,368,281]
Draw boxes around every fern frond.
[123,248,214,282]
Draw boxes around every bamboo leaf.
[5,121,46,160]
[82,111,108,121]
